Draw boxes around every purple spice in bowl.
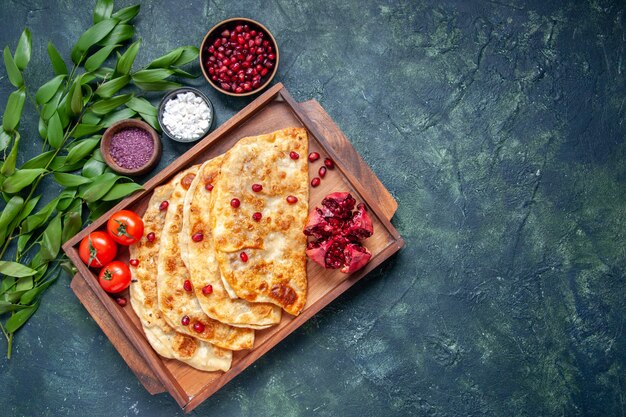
[110,127,154,170]
[101,119,161,176]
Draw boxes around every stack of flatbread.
[129,127,309,371]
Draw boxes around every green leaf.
[138,112,159,131]
[126,96,157,116]
[14,28,32,70]
[0,196,23,245]
[72,124,103,139]
[16,232,32,254]
[1,169,46,193]
[90,93,132,115]
[94,75,130,98]
[132,68,174,83]
[53,172,92,187]
[20,198,59,234]
[93,0,114,24]
[81,111,102,125]
[2,87,26,132]
[101,108,136,127]
[47,112,64,149]
[38,117,47,140]
[66,137,101,164]
[35,75,66,105]
[102,182,142,201]
[171,68,197,79]
[84,44,120,72]
[0,129,11,152]
[172,46,199,66]
[98,24,134,46]
[112,4,140,23]
[1,132,19,176]
[79,172,121,202]
[147,48,183,69]
[49,156,85,173]
[71,77,84,115]
[56,189,78,211]
[133,80,181,92]
[20,277,57,305]
[40,214,62,261]
[16,195,41,224]
[3,47,23,87]
[5,302,39,333]
[41,91,63,121]
[82,158,107,178]
[47,42,68,75]
[21,150,55,170]
[71,18,118,64]
[87,200,116,220]
[0,261,37,277]
[0,301,30,315]
[62,209,82,243]
[115,39,141,75]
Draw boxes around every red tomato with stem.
[79,231,117,268]
[107,210,144,246]
[98,261,131,293]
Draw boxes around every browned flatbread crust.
[211,128,309,315]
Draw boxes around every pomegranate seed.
[265,61,273,69]
[251,30,257,36]
[286,195,298,204]
[230,198,241,208]
[252,212,262,221]
[268,53,276,60]
[235,87,244,94]
[240,252,248,262]
[181,315,190,326]
[308,152,320,162]
[202,284,213,295]
[192,233,204,242]
[205,183,214,191]
[261,68,269,77]
[146,232,155,242]
[319,166,327,178]
[221,29,230,37]
[324,158,335,169]
[290,151,299,160]
[220,82,231,91]
[193,322,205,333]
[235,25,243,33]
[115,297,127,307]
[159,200,169,211]
[183,279,193,292]
[311,177,321,187]
[129,258,139,267]
[251,184,263,192]
[255,37,262,46]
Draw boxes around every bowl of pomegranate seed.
[200,18,279,96]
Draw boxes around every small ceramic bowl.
[157,87,214,142]
[200,17,279,96]
[100,119,162,176]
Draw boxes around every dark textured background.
[1,0,626,416]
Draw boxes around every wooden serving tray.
[63,84,404,412]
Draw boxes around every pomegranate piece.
[311,177,321,187]
[192,232,204,242]
[230,198,241,208]
[324,158,335,169]
[343,204,373,239]
[129,258,139,267]
[193,322,205,333]
[318,166,327,178]
[183,279,193,292]
[205,183,214,191]
[146,232,156,242]
[181,315,190,326]
[252,212,262,221]
[202,284,213,295]
[341,243,372,273]
[159,201,169,211]
[251,183,263,192]
[286,195,298,204]
[308,152,320,162]
[240,252,248,262]
[115,297,127,307]
[289,151,299,160]
[303,192,373,274]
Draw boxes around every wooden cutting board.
[69,92,400,407]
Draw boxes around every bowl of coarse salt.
[158,87,214,142]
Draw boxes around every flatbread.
[129,182,231,372]
[157,166,255,350]
[211,128,309,316]
[181,157,282,329]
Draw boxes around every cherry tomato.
[79,231,117,268]
[107,210,144,246]
[98,261,131,293]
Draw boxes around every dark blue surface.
[1,0,626,416]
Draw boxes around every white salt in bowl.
[157,87,214,143]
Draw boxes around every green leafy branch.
[0,0,199,359]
